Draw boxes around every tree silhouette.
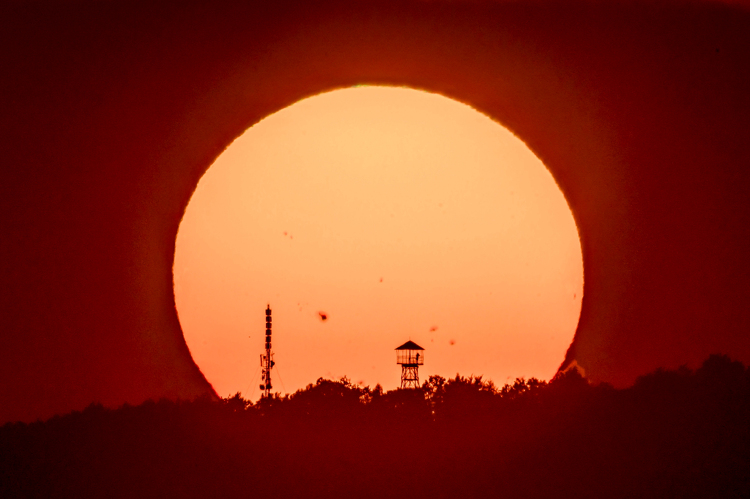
[2,355,749,498]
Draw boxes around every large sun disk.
[174,86,583,398]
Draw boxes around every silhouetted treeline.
[2,354,749,498]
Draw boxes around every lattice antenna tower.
[259,305,275,398]
[395,340,424,389]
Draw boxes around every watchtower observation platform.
[396,340,425,366]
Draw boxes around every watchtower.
[396,340,424,389]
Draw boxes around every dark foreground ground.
[2,354,749,498]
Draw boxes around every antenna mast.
[259,305,274,398]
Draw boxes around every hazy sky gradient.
[173,86,583,398]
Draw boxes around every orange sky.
[173,86,583,399]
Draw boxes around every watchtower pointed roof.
[395,340,424,351]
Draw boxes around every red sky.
[173,86,583,398]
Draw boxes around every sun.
[173,86,583,398]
